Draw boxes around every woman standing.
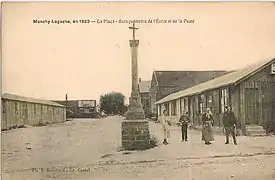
[160,110,171,145]
[202,108,214,145]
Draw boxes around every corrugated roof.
[2,93,64,107]
[139,80,151,93]
[156,58,275,105]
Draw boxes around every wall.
[157,86,179,101]
[140,92,150,116]
[2,99,66,130]
[192,87,240,129]
[150,80,187,116]
[157,99,181,125]
[159,86,239,129]
[230,86,242,129]
[149,78,158,115]
[239,63,275,130]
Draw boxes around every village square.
[2,2,275,180]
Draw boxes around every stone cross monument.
[121,23,150,150]
[125,23,145,120]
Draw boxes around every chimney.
[139,78,141,83]
[65,93,68,101]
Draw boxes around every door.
[245,88,260,125]
[49,107,53,123]
[23,104,28,124]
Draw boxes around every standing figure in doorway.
[160,110,171,145]
[202,108,215,145]
[222,106,237,145]
[179,111,190,142]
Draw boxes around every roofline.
[153,70,159,86]
[183,83,235,98]
[154,79,236,105]
[235,58,275,85]
[2,96,64,107]
[154,81,237,105]
[139,80,151,93]
[152,70,231,87]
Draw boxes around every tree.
[99,92,128,115]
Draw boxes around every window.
[180,98,184,115]
[207,93,213,109]
[271,63,275,74]
[171,101,177,116]
[199,94,206,114]
[220,88,229,113]
[184,97,189,113]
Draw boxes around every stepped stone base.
[125,94,145,120]
[245,125,267,136]
[121,120,150,150]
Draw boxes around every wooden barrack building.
[155,58,275,136]
[1,93,66,130]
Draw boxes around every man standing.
[222,106,237,145]
[179,111,190,142]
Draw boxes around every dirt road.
[2,116,275,180]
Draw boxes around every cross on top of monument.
[129,22,139,40]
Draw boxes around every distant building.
[53,95,97,118]
[1,93,66,130]
[150,70,230,116]
[156,58,275,136]
[138,78,151,117]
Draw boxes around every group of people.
[160,106,238,145]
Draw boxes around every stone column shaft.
[131,44,138,93]
[125,39,145,120]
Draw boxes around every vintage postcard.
[1,2,275,180]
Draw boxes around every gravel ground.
[2,116,275,180]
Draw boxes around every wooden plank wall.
[239,63,275,129]
[2,99,66,130]
[230,86,242,129]
[191,86,239,128]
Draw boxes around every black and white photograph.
[1,2,275,180]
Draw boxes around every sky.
[2,2,275,104]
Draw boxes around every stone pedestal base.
[125,108,145,120]
[125,94,145,120]
[121,120,150,150]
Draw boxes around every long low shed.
[155,58,275,135]
[1,93,66,130]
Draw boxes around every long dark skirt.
[202,121,214,142]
